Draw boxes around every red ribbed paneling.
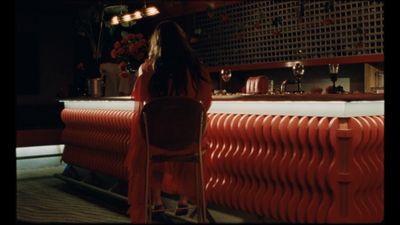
[61,108,134,180]
[61,107,384,223]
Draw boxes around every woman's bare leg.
[151,171,163,206]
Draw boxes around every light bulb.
[111,16,119,25]
[145,6,159,16]
[122,14,133,22]
[132,10,143,20]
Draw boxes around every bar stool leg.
[145,149,151,223]
[144,114,153,224]
[199,153,207,223]
[195,163,202,222]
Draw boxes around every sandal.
[153,204,165,212]
[175,203,189,216]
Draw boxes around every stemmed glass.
[292,63,305,93]
[329,64,339,93]
[220,69,232,93]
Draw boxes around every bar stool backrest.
[140,96,209,223]
[140,96,205,152]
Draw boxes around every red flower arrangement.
[111,33,148,78]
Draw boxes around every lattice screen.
[190,0,384,67]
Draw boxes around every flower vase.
[119,61,135,78]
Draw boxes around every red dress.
[125,59,212,223]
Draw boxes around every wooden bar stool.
[140,96,209,223]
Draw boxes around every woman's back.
[126,20,212,223]
[131,59,212,110]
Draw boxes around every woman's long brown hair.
[148,20,208,97]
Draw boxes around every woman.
[125,20,213,223]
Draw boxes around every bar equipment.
[87,78,104,97]
[329,64,339,93]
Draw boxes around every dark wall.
[16,32,40,95]
[16,0,75,104]
[16,1,40,95]
[16,0,75,129]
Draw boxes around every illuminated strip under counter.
[61,99,384,117]
[61,100,135,111]
[208,100,384,117]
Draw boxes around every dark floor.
[17,166,131,223]
[16,158,265,223]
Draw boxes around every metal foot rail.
[54,173,128,203]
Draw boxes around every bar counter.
[60,93,384,223]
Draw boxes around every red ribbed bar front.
[205,114,384,223]
[60,99,384,223]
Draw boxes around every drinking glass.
[220,69,232,93]
[292,63,305,93]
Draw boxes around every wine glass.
[328,64,339,93]
[220,69,232,93]
[292,63,305,93]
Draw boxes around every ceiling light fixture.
[110,0,159,26]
